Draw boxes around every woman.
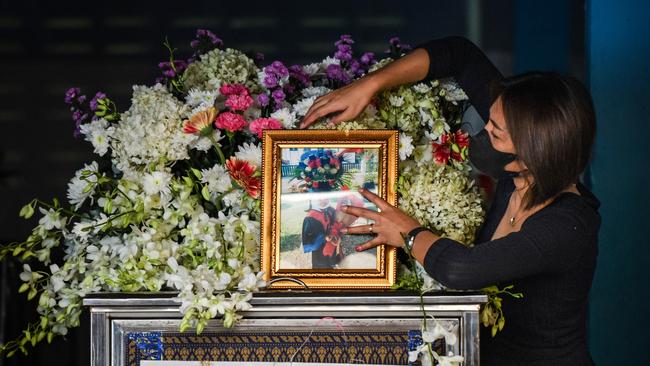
[301,37,599,365]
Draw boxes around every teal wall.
[587,0,650,363]
[516,0,650,363]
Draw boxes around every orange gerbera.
[225,157,261,199]
[182,107,217,135]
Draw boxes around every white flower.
[234,142,262,168]
[142,171,172,196]
[201,164,232,194]
[422,318,458,346]
[67,161,99,209]
[80,118,112,156]
[293,96,317,116]
[412,83,432,94]
[38,208,65,230]
[109,84,190,174]
[237,267,266,292]
[301,86,331,98]
[321,56,340,67]
[19,264,40,282]
[399,134,414,161]
[270,108,297,129]
[389,95,405,107]
[303,63,321,75]
[192,130,223,152]
[185,88,218,110]
[72,221,94,239]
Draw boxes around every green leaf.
[190,168,203,180]
[201,185,211,201]
[19,203,35,219]
[12,246,24,256]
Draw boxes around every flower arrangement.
[0,30,501,364]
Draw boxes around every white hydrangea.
[389,95,405,107]
[398,162,483,244]
[183,48,260,92]
[110,84,192,174]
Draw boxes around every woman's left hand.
[342,188,421,251]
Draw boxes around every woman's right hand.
[299,76,381,129]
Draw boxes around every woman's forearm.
[363,48,431,93]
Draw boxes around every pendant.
[509,216,516,226]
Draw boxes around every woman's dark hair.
[494,72,596,209]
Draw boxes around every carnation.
[249,117,282,138]
[215,112,248,132]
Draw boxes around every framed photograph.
[261,130,399,289]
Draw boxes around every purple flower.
[72,109,88,125]
[90,92,106,111]
[194,29,223,48]
[65,87,81,104]
[326,64,351,84]
[263,74,278,89]
[270,61,289,78]
[335,35,354,46]
[158,60,188,80]
[360,52,375,65]
[335,44,353,62]
[272,89,286,102]
[257,93,270,107]
[289,65,310,86]
[389,36,401,45]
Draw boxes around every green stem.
[208,134,226,164]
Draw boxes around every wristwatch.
[404,227,431,253]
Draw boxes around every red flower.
[312,181,319,188]
[225,157,261,198]
[432,130,470,164]
[432,142,451,165]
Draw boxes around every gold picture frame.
[261,130,399,289]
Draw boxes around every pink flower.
[225,94,254,111]
[249,117,282,138]
[219,83,249,96]
[215,112,248,132]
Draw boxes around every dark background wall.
[4,0,643,365]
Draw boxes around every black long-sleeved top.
[416,37,600,365]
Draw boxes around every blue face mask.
[468,129,519,179]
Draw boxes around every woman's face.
[486,97,516,154]
[486,97,527,173]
